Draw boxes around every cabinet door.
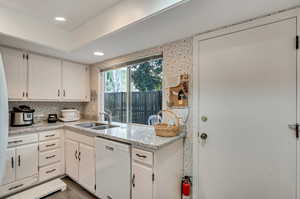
[1,148,15,185]
[79,143,95,193]
[132,162,153,199]
[28,54,61,100]
[16,143,38,180]
[65,139,79,181]
[84,66,90,102]
[0,47,27,100]
[62,61,89,101]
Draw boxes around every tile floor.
[42,177,97,199]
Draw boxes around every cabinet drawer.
[39,140,60,152]
[39,149,60,166]
[8,134,38,147]
[65,130,94,146]
[0,175,38,197]
[132,148,153,166]
[39,163,61,182]
[39,130,60,141]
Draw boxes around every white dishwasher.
[95,137,131,199]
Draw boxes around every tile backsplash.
[9,101,87,120]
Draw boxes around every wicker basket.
[154,110,180,137]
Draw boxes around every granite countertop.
[9,120,186,150]
[9,121,65,135]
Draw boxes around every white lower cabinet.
[15,144,39,180]
[65,139,79,181]
[39,163,61,182]
[0,136,39,198]
[132,139,184,199]
[65,130,95,193]
[38,129,64,183]
[132,162,153,199]
[78,143,95,193]
[2,148,16,185]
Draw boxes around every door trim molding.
[192,7,300,199]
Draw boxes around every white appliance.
[0,52,8,183]
[59,109,80,122]
[95,137,131,199]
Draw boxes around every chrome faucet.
[99,111,112,126]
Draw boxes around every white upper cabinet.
[2,47,90,102]
[0,47,27,100]
[28,54,62,100]
[62,61,90,102]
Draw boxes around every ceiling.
[0,0,299,64]
[0,0,123,31]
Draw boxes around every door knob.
[200,133,208,140]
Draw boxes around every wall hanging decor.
[168,73,189,108]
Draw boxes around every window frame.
[100,56,163,125]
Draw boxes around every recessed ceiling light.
[55,17,66,22]
[94,52,104,56]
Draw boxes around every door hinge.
[288,123,299,139]
[26,54,29,60]
[296,35,299,50]
[94,184,96,190]
[296,123,299,139]
[152,173,155,182]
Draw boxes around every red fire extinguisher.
[182,176,192,199]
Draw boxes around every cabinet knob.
[200,133,208,140]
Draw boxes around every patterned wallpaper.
[86,37,194,176]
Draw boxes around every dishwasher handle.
[105,145,114,151]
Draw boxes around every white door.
[65,139,79,181]
[132,162,153,199]
[28,53,61,100]
[196,18,297,199]
[1,148,15,185]
[0,47,27,100]
[15,144,38,180]
[62,61,89,101]
[79,143,95,193]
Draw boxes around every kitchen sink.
[92,125,119,130]
[76,122,119,130]
[76,122,107,128]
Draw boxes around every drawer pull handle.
[8,140,23,144]
[136,154,147,158]
[46,169,56,174]
[107,196,112,199]
[18,155,21,167]
[105,146,114,151]
[45,134,55,138]
[11,157,14,168]
[46,155,56,159]
[8,184,23,191]
[75,150,78,160]
[46,144,56,147]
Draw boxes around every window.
[103,56,163,124]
